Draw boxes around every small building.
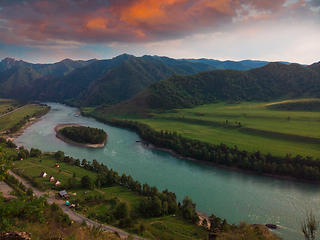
[49,176,55,182]
[59,190,69,199]
[54,163,59,168]
[40,172,47,177]
[54,180,61,186]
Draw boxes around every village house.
[59,190,69,199]
[54,180,61,186]
[40,172,47,177]
[54,163,59,168]
[49,176,55,182]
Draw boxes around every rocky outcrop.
[0,232,31,240]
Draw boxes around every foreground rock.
[0,232,31,240]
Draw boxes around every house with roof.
[49,176,55,182]
[54,180,61,186]
[59,190,69,199]
[54,163,59,168]
[40,172,47,177]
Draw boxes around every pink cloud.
[0,0,318,45]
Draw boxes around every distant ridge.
[182,58,270,70]
[0,57,96,75]
[0,57,96,96]
[0,54,318,108]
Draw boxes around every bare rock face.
[0,232,31,240]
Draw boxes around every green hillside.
[4,54,221,106]
[105,62,320,115]
[0,66,42,95]
[75,57,194,106]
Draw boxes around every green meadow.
[12,155,97,189]
[89,99,320,159]
[0,103,48,132]
[0,99,20,115]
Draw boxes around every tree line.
[81,112,320,183]
[52,150,234,231]
[58,126,107,144]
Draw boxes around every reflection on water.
[14,102,320,240]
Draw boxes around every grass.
[0,104,48,132]
[13,155,97,190]
[12,156,211,240]
[0,99,20,115]
[87,99,320,158]
[141,215,209,240]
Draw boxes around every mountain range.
[0,54,318,111]
[0,54,272,106]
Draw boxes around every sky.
[0,0,319,64]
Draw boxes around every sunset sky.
[0,0,319,64]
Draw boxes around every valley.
[1,0,319,239]
[1,55,320,240]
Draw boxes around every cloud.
[1,0,316,46]
[0,0,319,64]
[310,0,320,7]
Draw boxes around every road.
[7,170,145,240]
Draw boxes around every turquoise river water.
[14,103,320,239]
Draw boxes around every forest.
[58,126,107,144]
[145,62,320,110]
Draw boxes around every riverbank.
[54,124,106,148]
[143,143,320,185]
[1,117,42,142]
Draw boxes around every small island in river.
[55,124,107,148]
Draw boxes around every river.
[14,102,320,239]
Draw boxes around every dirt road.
[5,170,145,240]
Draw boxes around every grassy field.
[87,99,320,159]
[12,156,210,240]
[12,155,97,189]
[0,99,21,115]
[0,103,48,132]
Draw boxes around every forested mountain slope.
[0,58,95,95]
[106,62,320,114]
[0,55,307,108]
[2,54,219,106]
